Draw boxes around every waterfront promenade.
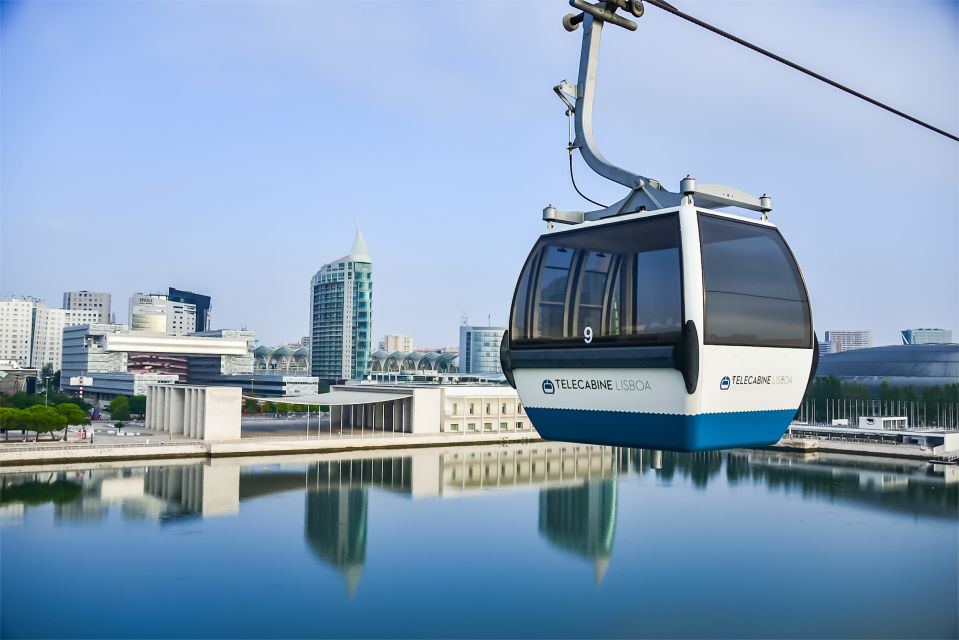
[0,429,544,467]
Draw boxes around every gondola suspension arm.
[548,0,771,225]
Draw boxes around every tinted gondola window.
[510,214,683,347]
[699,214,811,348]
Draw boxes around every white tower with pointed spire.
[309,228,373,380]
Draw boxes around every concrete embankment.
[0,431,544,467]
[767,437,952,461]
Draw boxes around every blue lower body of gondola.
[524,407,797,452]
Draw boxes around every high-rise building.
[63,291,111,323]
[0,296,100,370]
[309,230,373,381]
[458,325,506,375]
[0,296,40,368]
[129,293,196,335]
[32,307,101,370]
[823,330,873,353]
[382,335,414,353]
[900,328,953,345]
[168,288,212,333]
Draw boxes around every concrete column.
[169,388,185,435]
[145,386,154,429]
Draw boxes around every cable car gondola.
[499,1,817,452]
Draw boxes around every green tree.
[109,396,131,421]
[879,380,899,403]
[0,407,16,441]
[128,395,147,415]
[262,401,276,414]
[276,402,291,415]
[55,403,88,439]
[243,398,259,414]
[24,405,67,441]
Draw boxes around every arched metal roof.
[816,344,959,392]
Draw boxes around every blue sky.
[2,0,956,348]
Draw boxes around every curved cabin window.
[699,213,811,348]
[510,214,683,347]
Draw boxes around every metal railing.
[794,398,959,430]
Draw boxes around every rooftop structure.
[816,343,959,394]
[254,344,310,375]
[369,349,458,375]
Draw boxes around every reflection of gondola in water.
[500,3,816,452]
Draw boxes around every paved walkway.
[0,429,543,467]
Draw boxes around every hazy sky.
[2,0,956,348]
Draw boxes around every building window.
[469,403,475,415]
[450,423,459,432]
[468,423,476,431]
[500,422,508,430]
[518,404,523,414]
[502,403,507,413]
[516,421,524,430]
[452,402,458,414]
[486,403,491,414]
[484,422,492,431]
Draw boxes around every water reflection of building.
[304,482,368,597]
[143,463,240,519]
[299,444,628,595]
[539,481,617,585]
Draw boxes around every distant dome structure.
[816,343,959,393]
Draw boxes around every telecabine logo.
[542,380,555,395]
[720,376,731,391]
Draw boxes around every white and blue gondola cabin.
[501,199,816,452]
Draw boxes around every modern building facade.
[310,230,373,381]
[0,296,100,370]
[63,291,111,323]
[0,297,39,367]
[61,324,254,399]
[32,307,101,370]
[168,288,212,333]
[381,335,413,353]
[823,330,873,353]
[129,293,197,335]
[900,328,953,345]
[458,325,506,375]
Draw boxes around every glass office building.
[459,325,506,375]
[310,230,373,381]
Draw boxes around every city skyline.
[2,1,956,347]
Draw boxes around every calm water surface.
[1,444,956,639]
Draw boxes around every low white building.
[302,383,529,435]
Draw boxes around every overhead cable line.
[643,0,959,142]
